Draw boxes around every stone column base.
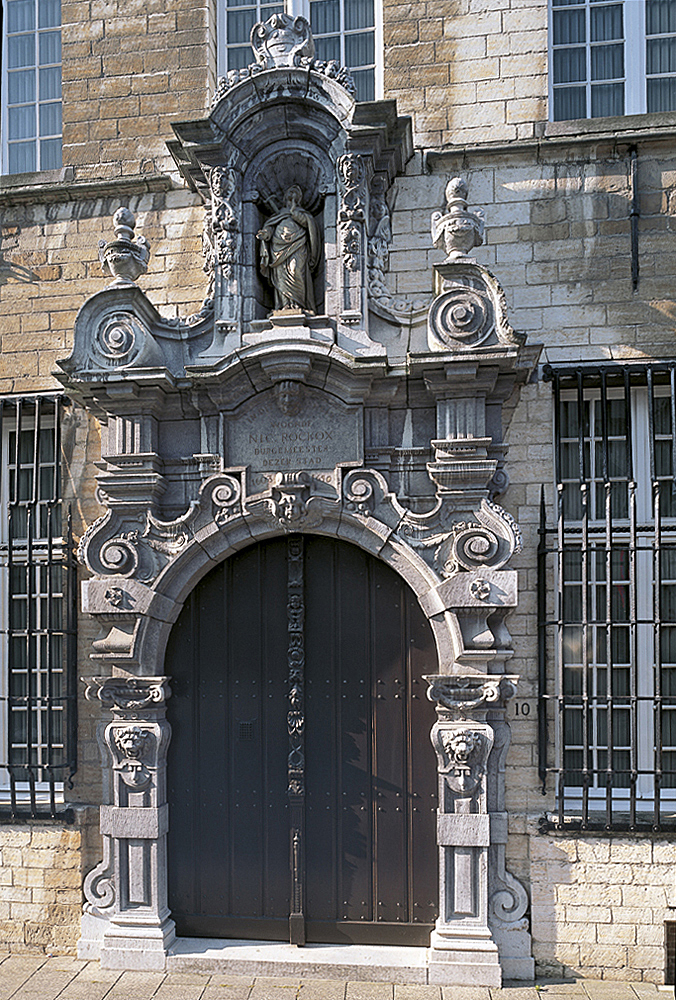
[99,918,176,971]
[427,927,502,987]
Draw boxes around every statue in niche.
[256,185,321,313]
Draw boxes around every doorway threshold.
[167,937,429,983]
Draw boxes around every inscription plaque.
[227,388,363,476]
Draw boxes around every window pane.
[38,0,60,27]
[226,0,254,7]
[590,4,623,42]
[591,42,623,80]
[345,31,374,67]
[351,66,374,100]
[591,82,623,116]
[39,102,61,137]
[39,30,61,64]
[8,34,35,69]
[345,0,374,31]
[315,35,341,62]
[227,8,256,43]
[226,45,252,69]
[39,65,61,100]
[7,0,35,33]
[648,75,676,110]
[553,9,586,44]
[40,137,61,169]
[647,0,676,35]
[648,36,676,74]
[554,46,587,83]
[311,0,340,34]
[9,105,36,140]
[553,85,587,120]
[8,69,36,104]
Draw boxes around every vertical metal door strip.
[286,535,306,944]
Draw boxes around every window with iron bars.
[538,363,676,831]
[0,395,76,818]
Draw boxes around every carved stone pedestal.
[78,677,175,970]
[425,674,521,987]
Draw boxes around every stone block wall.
[0,813,98,954]
[384,0,548,146]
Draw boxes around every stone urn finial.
[98,207,151,287]
[431,177,485,262]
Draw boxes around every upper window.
[550,0,676,120]
[219,0,381,102]
[1,0,62,174]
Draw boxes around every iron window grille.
[550,0,676,121]
[0,395,76,818]
[1,0,63,174]
[538,363,676,831]
[219,0,382,102]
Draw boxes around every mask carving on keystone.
[274,380,304,416]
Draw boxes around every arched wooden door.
[166,535,438,945]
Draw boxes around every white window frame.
[556,383,676,817]
[217,0,383,100]
[549,0,676,121]
[1,0,63,175]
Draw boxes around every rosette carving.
[428,282,495,351]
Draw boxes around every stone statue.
[256,185,321,312]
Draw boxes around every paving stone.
[345,984,394,1000]
[297,979,346,999]
[582,987,639,1000]
[491,990,541,1000]
[201,989,253,1000]
[441,989,491,1000]
[248,988,299,1000]
[393,987,442,999]
[204,979,255,991]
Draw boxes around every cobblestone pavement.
[0,955,672,1000]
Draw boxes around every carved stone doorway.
[165,535,439,946]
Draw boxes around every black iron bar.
[600,371,613,828]
[557,481,565,830]
[538,486,548,793]
[577,372,590,828]
[629,478,638,830]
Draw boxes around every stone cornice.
[0,170,176,207]
[423,117,676,167]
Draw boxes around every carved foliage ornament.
[208,166,240,281]
[83,676,171,713]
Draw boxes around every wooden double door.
[166,535,438,945]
